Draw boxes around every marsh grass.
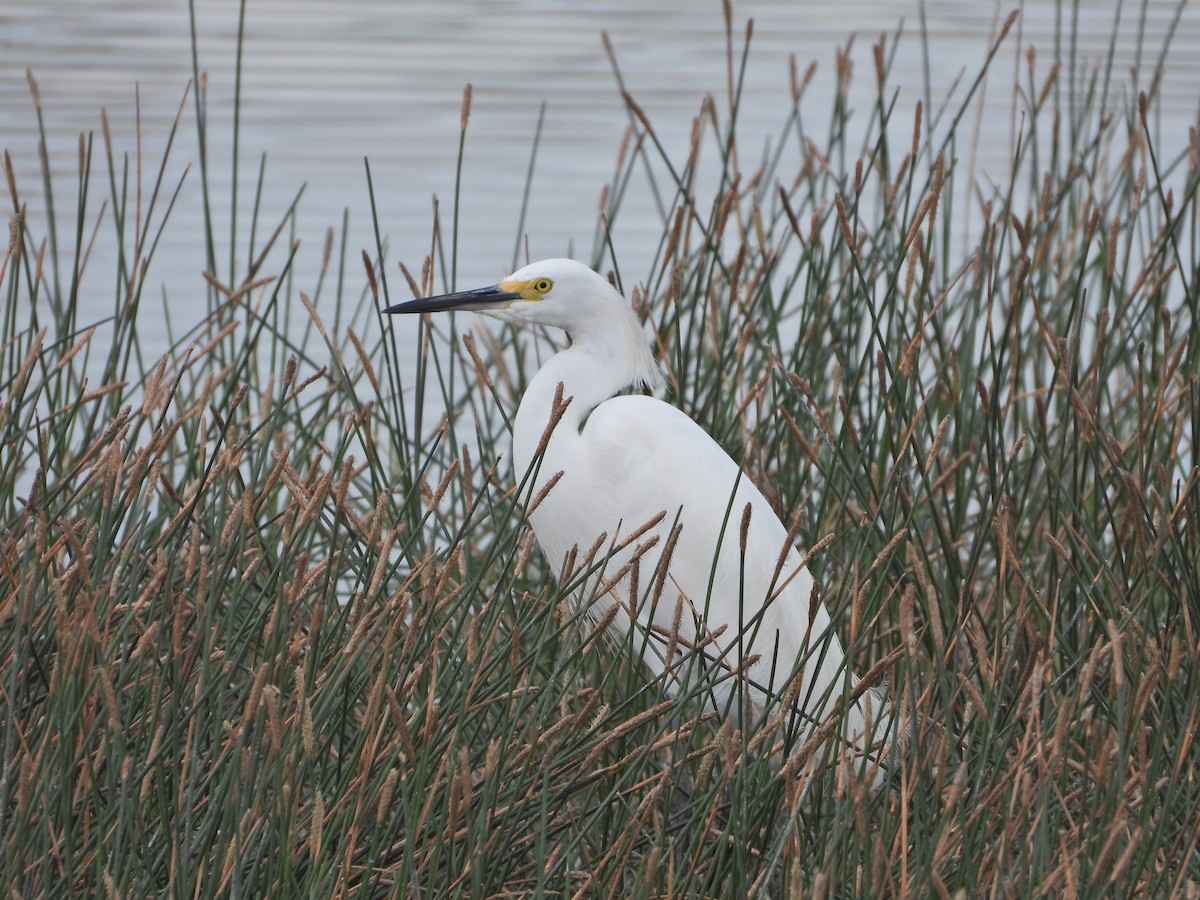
[2,3,1199,897]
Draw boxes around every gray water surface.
[3,1,1198,358]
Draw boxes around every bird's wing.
[567,394,847,708]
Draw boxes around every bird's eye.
[533,278,553,294]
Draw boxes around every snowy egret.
[385,258,891,770]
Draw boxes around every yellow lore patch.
[499,277,554,302]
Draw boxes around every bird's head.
[383,258,623,332]
[385,257,665,393]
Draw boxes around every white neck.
[511,298,660,475]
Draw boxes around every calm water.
[3,1,1198,357]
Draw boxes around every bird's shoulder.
[581,394,738,481]
[585,393,714,443]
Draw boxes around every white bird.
[386,258,891,774]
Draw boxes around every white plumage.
[387,258,890,770]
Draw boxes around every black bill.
[383,284,521,315]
